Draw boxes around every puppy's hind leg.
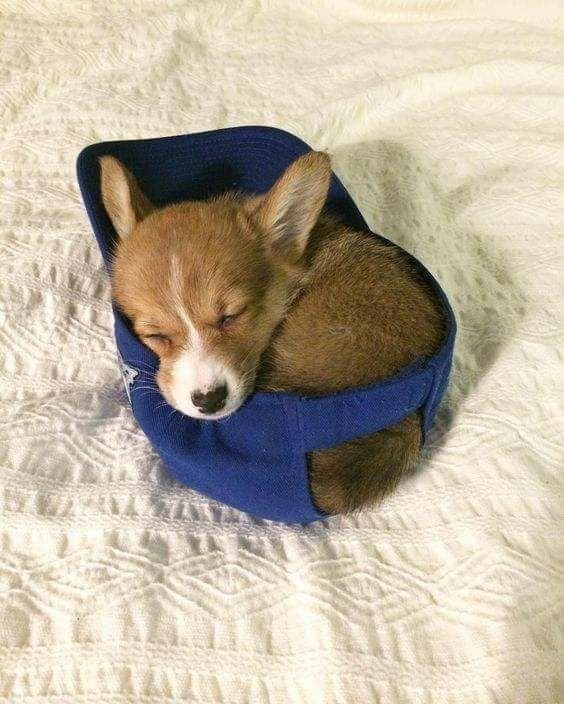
[308,413,422,515]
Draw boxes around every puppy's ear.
[253,151,331,262]
[98,156,153,239]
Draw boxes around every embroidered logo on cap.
[117,352,139,404]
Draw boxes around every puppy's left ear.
[253,151,331,262]
[98,156,154,239]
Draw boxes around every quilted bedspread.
[1,2,562,702]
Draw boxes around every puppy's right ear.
[252,151,331,264]
[98,156,153,239]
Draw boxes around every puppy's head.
[99,151,331,419]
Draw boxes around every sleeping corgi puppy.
[99,152,445,514]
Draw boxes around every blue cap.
[77,126,456,524]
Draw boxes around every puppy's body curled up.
[100,152,445,515]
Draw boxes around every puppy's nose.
[191,384,228,415]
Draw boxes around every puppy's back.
[259,215,445,393]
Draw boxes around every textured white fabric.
[1,2,563,702]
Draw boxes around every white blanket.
[1,2,562,702]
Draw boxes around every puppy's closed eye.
[217,314,234,329]
[145,333,170,342]
[215,306,248,330]
[141,333,171,353]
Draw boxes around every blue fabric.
[76,126,456,524]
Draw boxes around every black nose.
[191,384,228,414]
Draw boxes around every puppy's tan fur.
[100,152,444,515]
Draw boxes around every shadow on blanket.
[332,139,525,462]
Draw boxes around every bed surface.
[1,2,562,702]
